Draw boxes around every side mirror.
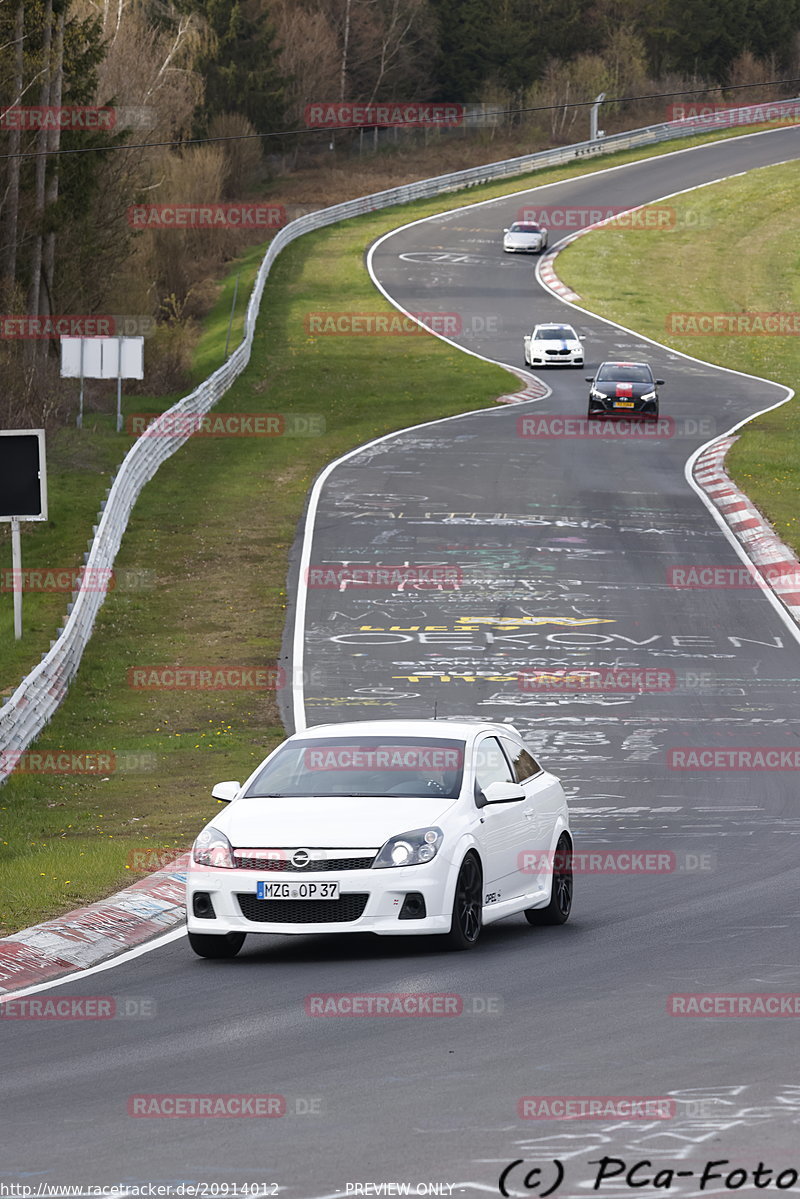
[578,336,586,341]
[212,780,240,804]
[585,376,594,382]
[480,780,526,805]
[503,228,509,233]
[656,379,665,386]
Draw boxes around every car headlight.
[192,826,235,868]
[641,390,657,400]
[372,827,444,869]
[591,388,608,399]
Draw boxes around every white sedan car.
[503,221,548,253]
[524,322,585,367]
[186,719,573,958]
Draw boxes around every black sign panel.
[0,432,46,518]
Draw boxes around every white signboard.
[60,336,144,380]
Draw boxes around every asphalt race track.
[3,128,800,1198]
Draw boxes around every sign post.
[0,430,48,641]
[78,338,85,429]
[60,336,144,430]
[11,518,22,639]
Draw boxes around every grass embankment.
[0,253,259,691]
[557,158,800,551]
[0,124,793,934]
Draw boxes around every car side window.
[501,739,542,782]
[474,737,515,800]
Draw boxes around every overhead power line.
[1,76,799,161]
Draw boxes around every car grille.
[232,851,376,872]
[236,893,369,924]
[546,348,571,356]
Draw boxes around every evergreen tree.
[187,0,287,135]
[428,0,494,101]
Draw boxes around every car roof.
[534,323,576,333]
[598,359,651,368]
[289,719,520,742]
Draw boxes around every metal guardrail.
[2,97,798,779]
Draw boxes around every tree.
[428,0,493,101]
[0,1,25,294]
[187,0,287,135]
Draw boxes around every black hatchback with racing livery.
[586,361,664,421]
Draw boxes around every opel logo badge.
[291,848,311,869]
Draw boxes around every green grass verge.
[0,122,790,935]
[0,250,259,696]
[557,157,800,552]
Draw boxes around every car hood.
[506,231,543,241]
[213,794,456,848]
[531,337,580,350]
[593,380,654,398]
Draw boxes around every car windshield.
[535,326,574,339]
[510,223,540,232]
[596,363,653,382]
[244,736,466,799]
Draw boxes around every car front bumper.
[588,397,658,417]
[187,865,453,937]
[528,350,583,365]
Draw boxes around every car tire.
[188,931,246,959]
[525,834,573,926]
[443,853,483,950]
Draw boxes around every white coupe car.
[524,322,585,367]
[186,719,573,958]
[503,221,548,253]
